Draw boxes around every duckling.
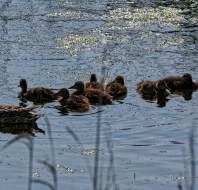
[161,73,198,92]
[137,80,170,100]
[85,74,104,90]
[0,105,40,124]
[58,88,90,112]
[137,80,156,99]
[18,79,64,104]
[69,81,112,105]
[105,75,127,100]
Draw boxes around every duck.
[18,79,65,104]
[69,81,112,105]
[0,105,40,124]
[58,88,90,112]
[161,73,198,92]
[137,79,170,101]
[85,73,104,90]
[105,75,127,100]
[137,80,156,99]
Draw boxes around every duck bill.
[68,84,76,89]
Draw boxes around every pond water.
[0,0,198,190]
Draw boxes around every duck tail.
[136,80,144,91]
[192,81,198,90]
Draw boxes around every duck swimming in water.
[69,81,112,105]
[85,73,104,90]
[105,75,127,100]
[161,73,198,92]
[58,88,90,112]
[137,79,170,107]
[18,79,65,104]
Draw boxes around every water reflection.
[141,95,169,108]
[0,122,45,136]
[139,88,197,107]
[173,89,195,101]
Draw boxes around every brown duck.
[69,81,112,105]
[0,105,40,124]
[161,73,198,92]
[18,79,65,104]
[137,80,170,101]
[85,74,104,90]
[58,88,90,112]
[105,76,127,100]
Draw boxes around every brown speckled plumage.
[69,81,112,105]
[18,79,65,104]
[137,80,169,100]
[137,80,170,107]
[57,88,90,112]
[105,76,127,100]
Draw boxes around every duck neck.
[21,85,27,94]
[90,75,97,82]
[56,89,70,100]
[59,96,68,105]
[74,86,85,95]
[75,89,84,95]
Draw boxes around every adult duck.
[69,81,112,105]
[0,105,40,124]
[18,79,65,104]
[105,75,127,100]
[58,88,90,112]
[161,73,198,92]
[85,73,104,90]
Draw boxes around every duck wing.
[106,83,125,99]
[24,88,56,103]
[86,82,104,90]
[65,95,90,112]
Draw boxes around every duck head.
[69,81,85,93]
[90,73,97,82]
[19,79,28,93]
[183,73,192,84]
[56,88,70,99]
[114,75,125,85]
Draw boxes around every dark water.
[0,0,198,190]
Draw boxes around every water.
[0,0,198,189]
